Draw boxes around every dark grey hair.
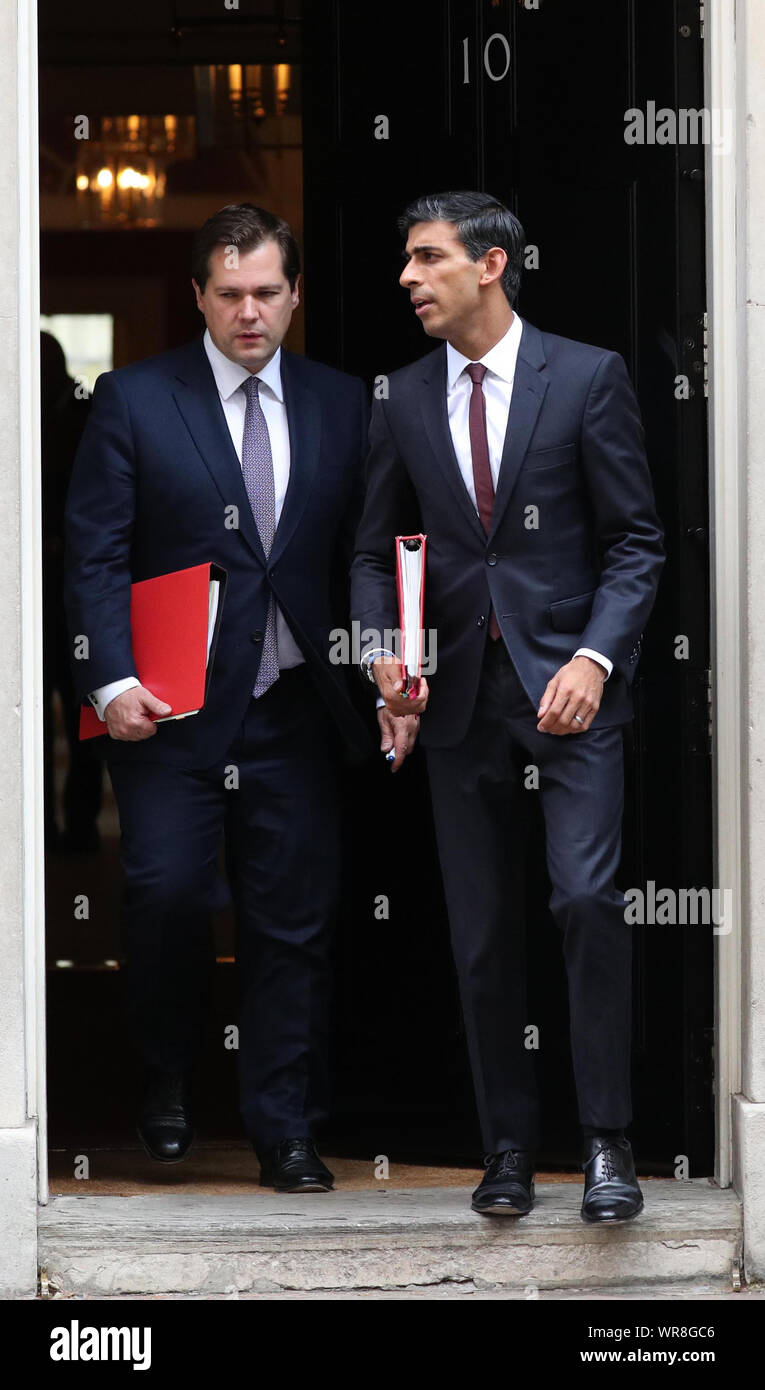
[397,191,525,306]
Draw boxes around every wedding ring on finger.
[573,713,585,725]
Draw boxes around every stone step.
[38,1179,742,1297]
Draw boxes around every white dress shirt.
[89,327,303,720]
[445,314,612,680]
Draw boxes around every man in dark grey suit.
[352,191,665,1221]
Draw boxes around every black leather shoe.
[581,1135,643,1223]
[258,1138,334,1192]
[136,1068,194,1164]
[471,1149,535,1216]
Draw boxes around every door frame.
[705,0,742,1190]
[19,0,48,1203]
[16,0,739,1208]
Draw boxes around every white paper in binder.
[395,533,427,697]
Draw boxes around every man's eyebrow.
[401,244,444,259]
[215,283,283,292]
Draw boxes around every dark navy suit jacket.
[351,319,666,746]
[64,335,373,767]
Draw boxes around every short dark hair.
[398,191,525,306]
[191,203,300,291]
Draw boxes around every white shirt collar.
[203,326,284,403]
[445,311,523,391]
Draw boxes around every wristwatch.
[361,648,396,683]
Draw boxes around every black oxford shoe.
[471,1149,535,1216]
[258,1138,334,1192]
[581,1135,644,1223]
[136,1068,194,1164]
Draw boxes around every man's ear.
[291,273,301,309]
[479,247,508,288]
[191,278,204,313]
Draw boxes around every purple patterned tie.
[241,375,279,697]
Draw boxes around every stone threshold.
[38,1178,742,1297]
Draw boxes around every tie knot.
[242,374,261,402]
[466,362,487,386]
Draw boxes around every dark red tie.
[466,362,501,639]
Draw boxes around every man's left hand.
[377,706,420,771]
[536,655,607,735]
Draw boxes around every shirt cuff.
[89,676,141,721]
[573,647,612,680]
[376,695,386,710]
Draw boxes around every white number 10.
[462,33,512,84]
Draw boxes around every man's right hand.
[104,686,173,740]
[372,655,429,717]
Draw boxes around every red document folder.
[395,534,427,698]
[78,562,226,740]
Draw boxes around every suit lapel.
[171,338,266,565]
[419,347,487,545]
[488,324,549,541]
[419,322,549,544]
[269,349,322,565]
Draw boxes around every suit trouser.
[424,638,632,1154]
[107,666,341,1153]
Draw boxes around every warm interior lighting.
[247,64,266,119]
[117,166,151,191]
[276,63,291,114]
[75,173,89,191]
[95,167,113,189]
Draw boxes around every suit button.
[487,553,497,566]
[477,615,486,628]
[251,631,264,643]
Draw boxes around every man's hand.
[536,655,606,735]
[372,655,429,717]
[377,706,420,772]
[104,685,173,740]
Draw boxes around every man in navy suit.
[351,192,665,1221]
[65,204,374,1191]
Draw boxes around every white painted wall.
[0,0,41,1298]
[730,0,765,1281]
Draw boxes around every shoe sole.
[260,1179,334,1193]
[472,1202,533,1217]
[136,1125,194,1165]
[581,1202,644,1224]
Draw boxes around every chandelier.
[73,65,294,226]
[74,114,195,226]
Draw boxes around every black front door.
[304,0,713,1174]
